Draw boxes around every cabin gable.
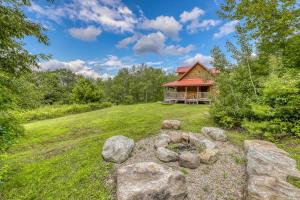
[180,63,212,81]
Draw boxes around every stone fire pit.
[154,121,225,169]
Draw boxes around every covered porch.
[164,86,211,104]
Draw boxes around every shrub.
[0,111,24,151]
[243,70,300,140]
[13,102,112,122]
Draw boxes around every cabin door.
[187,86,197,99]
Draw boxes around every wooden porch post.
[185,86,187,104]
[196,86,199,104]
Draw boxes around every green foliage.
[243,67,300,140]
[0,111,24,151]
[0,0,49,76]
[105,65,176,104]
[0,0,48,150]
[218,0,299,57]
[71,78,104,104]
[12,102,112,122]
[213,0,300,141]
[0,104,211,199]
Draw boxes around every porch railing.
[164,92,209,100]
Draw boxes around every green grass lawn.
[1,103,299,199]
[0,103,213,200]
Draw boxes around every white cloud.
[38,59,103,79]
[29,2,66,23]
[29,0,137,33]
[214,20,239,39]
[180,7,205,23]
[99,55,130,68]
[116,33,141,48]
[68,26,102,41]
[145,61,163,66]
[133,32,194,56]
[163,45,194,56]
[140,16,182,39]
[187,19,220,33]
[182,53,213,67]
[180,7,219,33]
[133,32,165,54]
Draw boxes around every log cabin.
[162,62,219,104]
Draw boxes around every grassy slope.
[1,103,299,199]
[0,103,213,200]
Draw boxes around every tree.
[0,0,48,150]
[218,0,299,58]
[71,78,104,104]
[212,0,300,140]
[210,46,230,71]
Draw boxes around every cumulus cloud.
[180,7,219,33]
[99,55,130,68]
[68,26,102,41]
[180,7,205,23]
[133,32,165,54]
[29,0,137,33]
[116,33,141,48]
[140,16,182,39]
[145,61,163,66]
[38,59,103,79]
[214,20,239,39]
[133,32,194,56]
[182,53,213,67]
[187,19,220,33]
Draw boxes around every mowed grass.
[0,103,213,200]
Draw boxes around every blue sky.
[24,0,238,79]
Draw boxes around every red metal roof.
[211,67,220,74]
[162,79,214,87]
[176,66,191,73]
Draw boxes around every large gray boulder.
[247,175,300,200]
[117,162,187,200]
[156,147,179,162]
[102,135,134,163]
[162,120,181,130]
[179,151,200,169]
[244,140,300,200]
[201,127,227,141]
[244,140,300,180]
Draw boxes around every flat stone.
[188,132,200,146]
[181,132,190,143]
[244,140,300,200]
[179,151,200,169]
[244,140,300,180]
[154,134,171,149]
[169,131,183,143]
[102,135,134,163]
[156,147,179,162]
[117,162,187,200]
[199,139,217,150]
[162,120,181,130]
[201,127,227,141]
[199,149,219,164]
[247,175,300,200]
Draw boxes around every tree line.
[13,66,175,109]
[211,0,300,140]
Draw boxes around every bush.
[0,111,24,151]
[243,69,300,140]
[13,102,112,122]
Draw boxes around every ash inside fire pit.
[166,142,199,154]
